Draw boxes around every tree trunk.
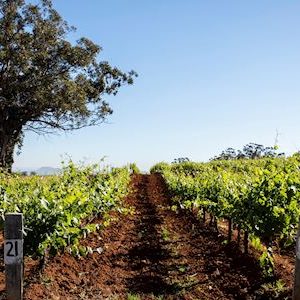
[0,124,22,172]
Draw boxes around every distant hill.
[35,167,61,176]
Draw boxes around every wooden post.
[4,213,24,300]
[237,224,241,245]
[209,214,213,226]
[293,222,300,300]
[227,218,232,242]
[244,230,249,254]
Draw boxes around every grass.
[127,293,164,300]
[127,294,141,300]
[161,226,170,242]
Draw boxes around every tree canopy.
[211,143,285,161]
[0,0,137,170]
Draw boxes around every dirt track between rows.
[16,174,291,299]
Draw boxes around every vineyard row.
[151,155,300,276]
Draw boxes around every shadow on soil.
[114,175,181,296]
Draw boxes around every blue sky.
[15,1,300,171]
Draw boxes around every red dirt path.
[0,174,294,299]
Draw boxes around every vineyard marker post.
[294,222,300,300]
[4,213,24,300]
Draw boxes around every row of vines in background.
[151,155,300,277]
[0,162,134,258]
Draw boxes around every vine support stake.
[293,222,300,300]
[4,213,24,300]
[244,230,249,254]
[228,218,232,242]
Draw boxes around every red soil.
[0,174,295,299]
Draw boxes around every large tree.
[0,0,137,171]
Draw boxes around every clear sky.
[14,0,300,171]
